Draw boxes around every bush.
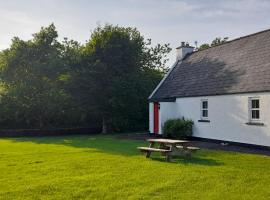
[163,118,194,139]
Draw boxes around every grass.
[0,134,269,200]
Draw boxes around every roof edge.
[154,90,270,101]
[148,59,180,100]
[149,97,176,102]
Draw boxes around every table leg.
[148,142,154,148]
[159,143,166,149]
[182,143,188,149]
[166,154,171,162]
[165,145,173,162]
[146,142,154,158]
[181,144,190,157]
[170,144,184,157]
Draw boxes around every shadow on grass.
[150,156,223,166]
[9,135,144,156]
[8,135,223,166]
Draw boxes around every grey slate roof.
[149,29,270,102]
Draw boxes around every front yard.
[0,134,269,199]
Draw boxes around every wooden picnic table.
[147,138,189,147]
[138,138,200,161]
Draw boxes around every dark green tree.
[0,24,75,128]
[0,24,170,132]
[74,24,171,133]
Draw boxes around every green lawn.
[0,135,269,200]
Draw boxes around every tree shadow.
[8,135,146,156]
[7,135,223,166]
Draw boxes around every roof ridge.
[193,28,270,54]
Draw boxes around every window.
[201,99,208,119]
[249,98,260,121]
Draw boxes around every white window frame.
[201,99,208,120]
[249,97,260,122]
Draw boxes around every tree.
[0,24,170,132]
[198,37,229,50]
[197,43,210,51]
[0,24,75,128]
[211,37,229,46]
[74,24,171,133]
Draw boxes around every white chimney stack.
[176,42,194,61]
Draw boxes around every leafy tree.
[198,37,229,50]
[211,37,229,46]
[0,24,170,132]
[0,24,74,128]
[197,43,210,50]
[74,24,171,133]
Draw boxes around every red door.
[153,103,159,134]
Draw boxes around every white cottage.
[149,29,270,147]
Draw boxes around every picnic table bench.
[138,138,200,161]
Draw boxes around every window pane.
[251,100,255,108]
[256,100,260,108]
[256,110,260,119]
[203,110,208,117]
[202,101,208,109]
[251,99,259,108]
[251,110,255,118]
[252,110,260,119]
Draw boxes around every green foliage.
[211,37,229,46]
[0,135,269,199]
[0,24,85,128]
[0,23,170,131]
[198,43,210,50]
[163,118,194,139]
[198,37,229,50]
[71,24,170,132]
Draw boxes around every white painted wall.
[152,92,270,147]
[159,102,177,135]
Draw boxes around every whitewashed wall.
[154,92,270,147]
[159,102,177,134]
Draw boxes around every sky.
[1,0,270,66]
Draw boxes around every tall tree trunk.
[102,116,107,134]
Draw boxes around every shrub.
[163,118,194,139]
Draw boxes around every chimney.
[176,42,194,61]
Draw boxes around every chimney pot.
[176,42,194,61]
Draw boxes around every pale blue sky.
[1,0,270,65]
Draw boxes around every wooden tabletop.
[147,138,189,144]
